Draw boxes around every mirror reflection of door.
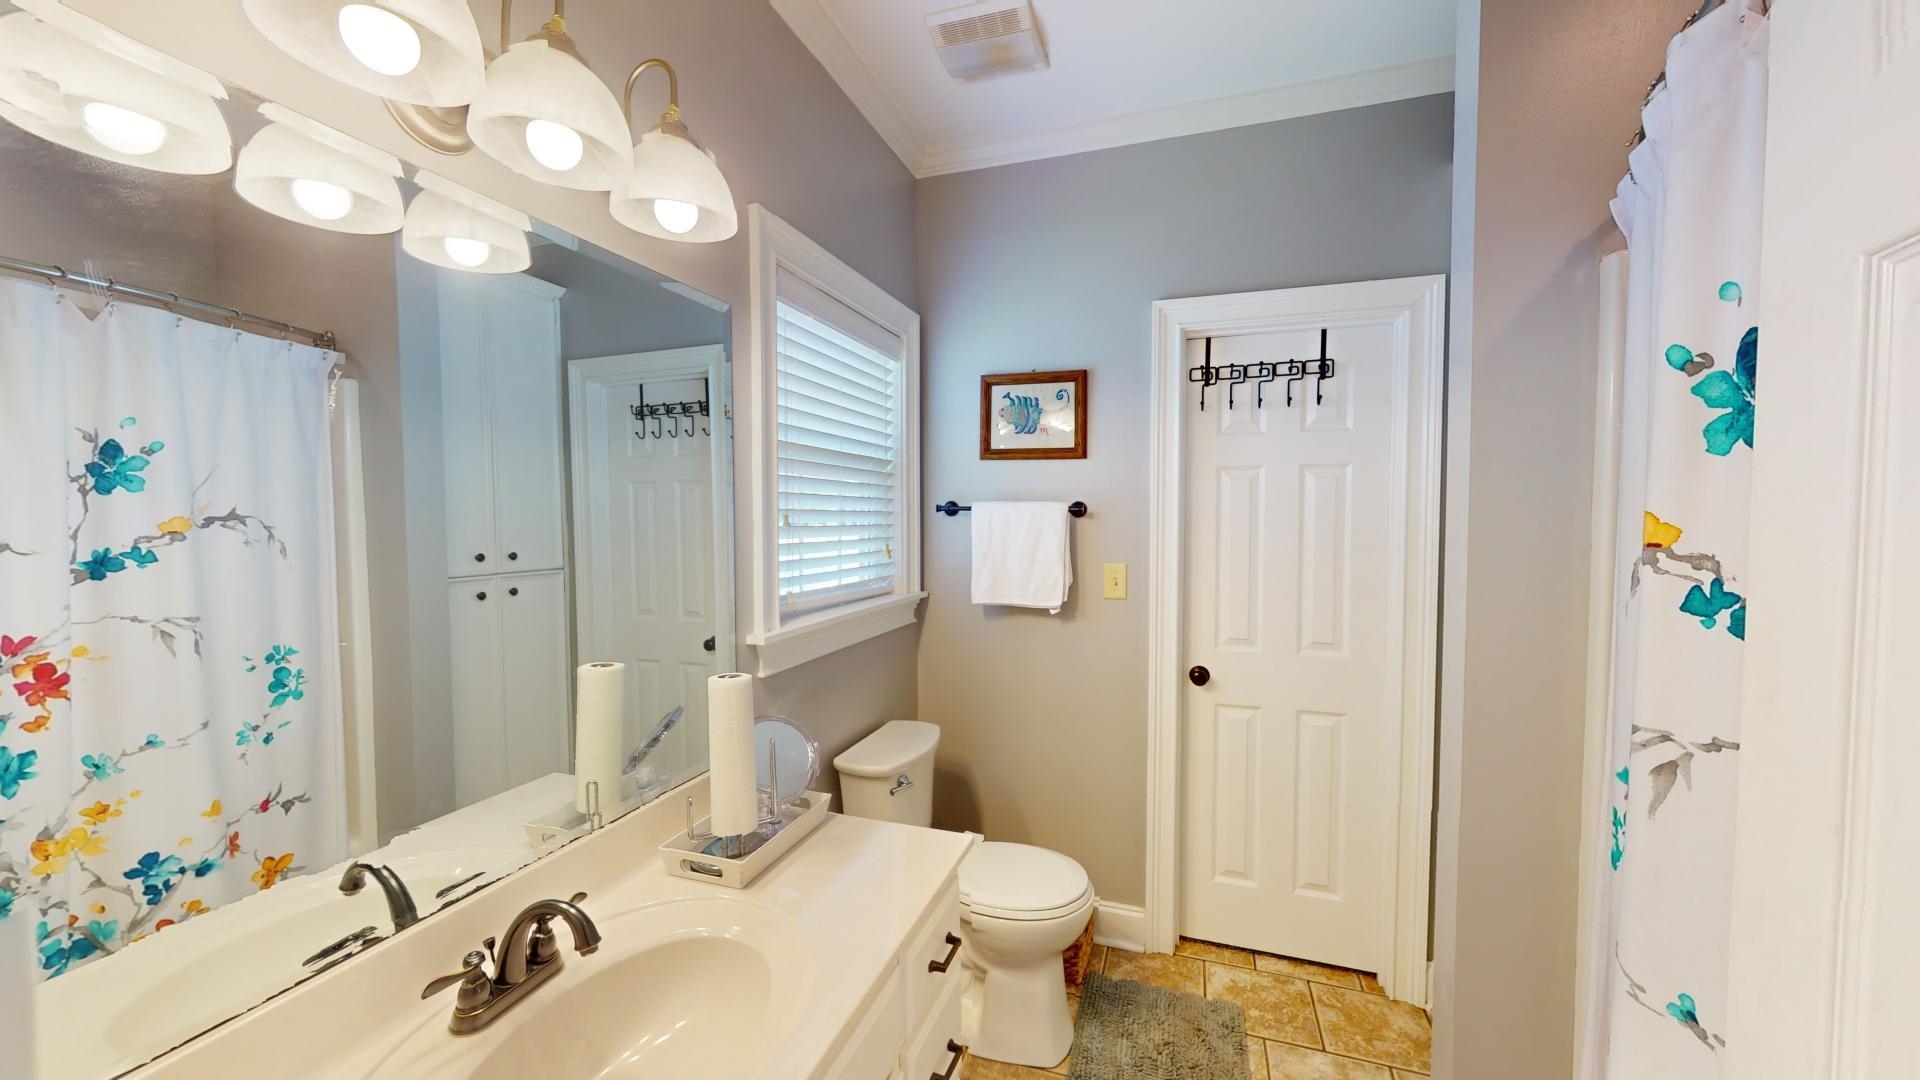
[569,350,728,797]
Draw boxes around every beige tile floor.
[963,938,1430,1079]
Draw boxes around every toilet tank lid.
[833,720,940,777]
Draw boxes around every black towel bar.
[935,500,1087,518]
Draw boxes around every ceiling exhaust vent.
[926,2,1048,82]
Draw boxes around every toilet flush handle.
[889,774,913,796]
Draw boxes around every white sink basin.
[40,848,519,1078]
[369,897,811,1080]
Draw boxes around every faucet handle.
[421,950,491,1010]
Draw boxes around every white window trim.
[745,203,923,677]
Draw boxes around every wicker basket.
[1061,911,1097,988]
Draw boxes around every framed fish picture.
[980,369,1088,460]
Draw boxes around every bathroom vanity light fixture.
[0,0,231,173]
[466,1,630,190]
[401,169,532,273]
[240,0,485,107]
[608,58,737,243]
[235,104,405,234]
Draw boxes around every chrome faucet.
[339,862,420,931]
[422,892,601,1035]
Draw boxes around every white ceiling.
[772,0,1457,177]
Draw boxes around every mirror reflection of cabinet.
[437,273,572,806]
[448,571,570,806]
[439,274,568,577]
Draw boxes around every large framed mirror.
[0,7,732,1071]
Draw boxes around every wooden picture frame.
[980,369,1088,460]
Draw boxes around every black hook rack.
[936,500,1087,518]
[632,378,712,440]
[1187,329,1337,410]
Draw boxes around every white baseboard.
[1092,902,1150,954]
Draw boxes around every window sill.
[748,591,926,677]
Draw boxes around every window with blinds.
[773,289,904,618]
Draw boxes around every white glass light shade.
[0,9,230,174]
[234,104,404,234]
[400,170,532,274]
[608,129,738,243]
[467,40,631,191]
[240,0,483,107]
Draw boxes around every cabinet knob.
[475,591,487,601]
[508,587,519,597]
[473,553,485,563]
[508,551,519,561]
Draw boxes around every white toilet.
[834,721,1094,1068]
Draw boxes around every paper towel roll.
[707,672,759,836]
[575,662,626,817]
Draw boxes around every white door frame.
[1144,276,1446,1005]
[566,344,737,687]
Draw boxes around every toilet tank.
[833,721,940,826]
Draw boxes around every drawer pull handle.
[928,932,961,974]
[930,1039,964,1080]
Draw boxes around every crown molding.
[770,0,929,176]
[915,55,1456,177]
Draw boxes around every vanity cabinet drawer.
[902,973,965,1080]
[904,880,964,1028]
[825,971,908,1080]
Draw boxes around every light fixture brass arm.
[624,58,689,141]
[501,0,575,57]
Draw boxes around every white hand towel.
[970,501,1073,613]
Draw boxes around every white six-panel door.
[1179,324,1399,972]
[569,349,729,782]
[1149,277,1443,1002]
[1725,3,1920,1076]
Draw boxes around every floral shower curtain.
[1587,4,1767,1077]
[0,278,346,979]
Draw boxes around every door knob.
[702,636,715,653]
[1188,665,1210,686]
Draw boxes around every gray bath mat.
[1067,971,1250,1079]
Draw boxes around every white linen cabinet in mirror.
[436,272,572,806]
[438,273,569,576]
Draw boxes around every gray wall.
[1431,2,1698,1077]
[0,132,222,297]
[61,0,927,832]
[914,95,1454,906]
[531,246,728,361]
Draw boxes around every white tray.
[659,790,833,889]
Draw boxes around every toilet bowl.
[834,722,1094,1068]
[955,841,1093,1066]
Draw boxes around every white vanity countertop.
[127,785,974,1080]
[38,774,573,1080]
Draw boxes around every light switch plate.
[1103,562,1127,600]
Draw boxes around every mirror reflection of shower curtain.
[0,279,348,980]
[1584,4,1766,1076]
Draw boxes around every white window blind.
[774,283,903,618]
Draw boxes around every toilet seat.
[960,842,1093,922]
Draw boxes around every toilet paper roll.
[707,672,758,837]
[575,662,626,817]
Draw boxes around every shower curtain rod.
[0,254,337,350]
[1628,0,1770,149]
